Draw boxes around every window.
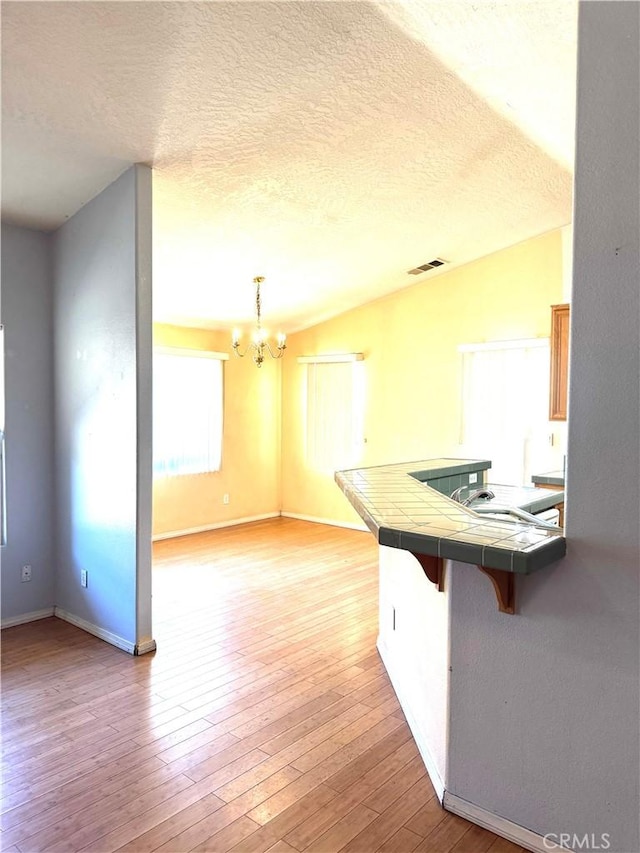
[301,354,365,472]
[153,348,227,478]
[458,338,551,485]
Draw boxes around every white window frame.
[458,337,551,485]
[299,353,365,473]
[153,347,228,479]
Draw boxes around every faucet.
[450,486,495,506]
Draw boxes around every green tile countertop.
[335,458,566,575]
[531,470,565,487]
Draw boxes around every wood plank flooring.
[1,518,528,853]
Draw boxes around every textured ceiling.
[1,1,578,332]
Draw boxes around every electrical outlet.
[81,569,88,588]
[223,494,230,505]
[469,472,478,484]
[21,564,32,583]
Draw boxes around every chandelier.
[231,276,286,368]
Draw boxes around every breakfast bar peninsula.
[335,457,567,807]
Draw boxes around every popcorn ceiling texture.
[1,1,577,331]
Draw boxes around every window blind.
[305,359,365,472]
[459,339,550,485]
[153,349,225,477]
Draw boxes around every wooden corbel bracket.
[411,553,445,592]
[410,553,515,613]
[477,565,515,614]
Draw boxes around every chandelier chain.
[255,279,262,331]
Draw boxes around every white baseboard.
[152,512,280,541]
[377,636,446,802]
[443,793,569,853]
[134,637,157,656]
[55,607,149,656]
[280,512,368,532]
[2,607,156,656]
[1,608,55,629]
[378,632,567,852]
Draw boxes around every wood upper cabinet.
[549,303,570,420]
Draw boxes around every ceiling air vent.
[407,258,448,275]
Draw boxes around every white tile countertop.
[336,459,566,575]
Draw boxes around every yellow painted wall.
[152,324,281,536]
[153,230,564,536]
[280,229,564,526]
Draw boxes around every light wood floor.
[1,518,527,853]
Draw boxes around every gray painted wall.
[447,5,639,852]
[1,225,55,621]
[134,165,154,649]
[52,165,153,649]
